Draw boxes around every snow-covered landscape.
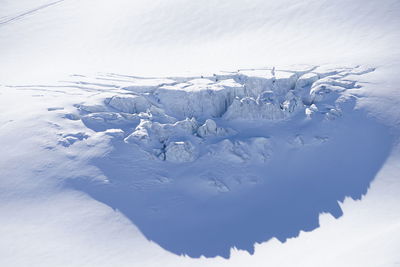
[1,0,400,266]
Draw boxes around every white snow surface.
[1,0,400,266]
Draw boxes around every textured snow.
[197,119,228,138]
[107,94,151,114]
[1,0,400,266]
[209,137,272,163]
[44,65,394,259]
[165,141,197,163]
[70,66,369,162]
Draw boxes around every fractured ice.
[72,65,374,163]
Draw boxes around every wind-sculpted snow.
[55,65,393,258]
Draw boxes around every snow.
[295,73,319,90]
[68,66,369,165]
[2,65,395,260]
[197,119,228,138]
[154,79,245,120]
[107,95,151,114]
[165,141,197,163]
[209,137,272,163]
[1,0,400,266]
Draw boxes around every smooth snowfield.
[1,0,400,266]
[0,0,399,82]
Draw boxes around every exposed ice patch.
[154,78,245,119]
[107,94,151,114]
[165,141,197,163]
[197,119,229,138]
[68,65,372,163]
[295,72,319,90]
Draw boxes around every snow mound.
[107,94,151,114]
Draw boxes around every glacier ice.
[107,94,151,114]
[165,141,197,163]
[71,65,370,162]
[197,119,228,138]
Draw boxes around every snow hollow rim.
[49,64,392,258]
